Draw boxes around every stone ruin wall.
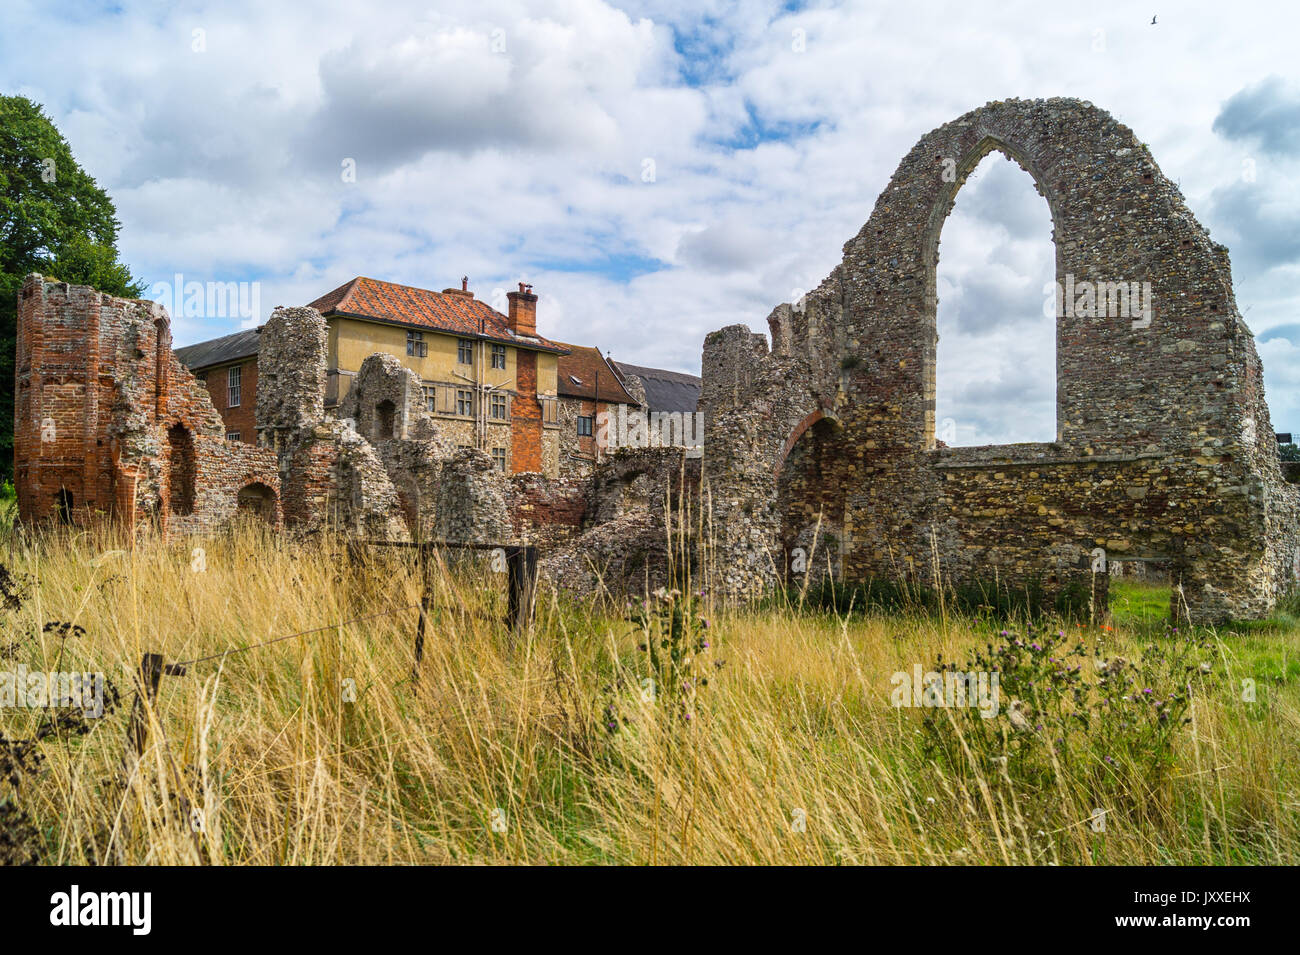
[19,96,1295,621]
[701,97,1300,623]
[252,304,693,583]
[13,277,693,598]
[536,447,701,597]
[14,274,282,533]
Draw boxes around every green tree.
[0,95,144,481]
[1281,442,1300,463]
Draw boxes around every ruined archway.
[932,150,1057,446]
[777,414,846,585]
[702,97,1300,623]
[54,488,73,524]
[375,400,396,441]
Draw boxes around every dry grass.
[1,517,1298,865]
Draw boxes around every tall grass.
[1,518,1297,865]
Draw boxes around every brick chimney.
[507,282,537,336]
[442,276,474,299]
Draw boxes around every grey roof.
[174,327,261,370]
[612,361,701,414]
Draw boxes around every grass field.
[1,511,1298,865]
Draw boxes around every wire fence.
[122,538,539,768]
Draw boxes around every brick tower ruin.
[13,274,281,533]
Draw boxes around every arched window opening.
[167,423,196,515]
[934,151,1056,446]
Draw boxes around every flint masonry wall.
[702,98,1300,623]
[537,447,701,596]
[14,275,281,532]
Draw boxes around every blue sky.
[3,0,1298,444]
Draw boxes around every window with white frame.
[491,343,506,369]
[490,393,507,420]
[457,339,473,364]
[227,365,242,407]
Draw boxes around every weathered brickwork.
[511,350,543,473]
[510,472,589,548]
[702,98,1300,623]
[14,275,281,534]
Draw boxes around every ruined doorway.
[236,482,276,522]
[54,488,73,524]
[167,424,196,515]
[375,400,396,441]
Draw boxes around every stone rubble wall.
[535,447,702,597]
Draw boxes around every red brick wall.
[198,361,258,444]
[509,473,588,546]
[14,275,281,533]
[511,351,543,474]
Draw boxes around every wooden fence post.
[126,652,164,759]
[412,544,432,682]
[506,545,538,633]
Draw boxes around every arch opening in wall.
[167,423,196,516]
[54,488,73,524]
[776,415,845,585]
[236,482,276,522]
[929,145,1058,447]
[375,400,396,441]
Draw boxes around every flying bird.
[1151,15,1158,25]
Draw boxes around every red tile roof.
[308,277,568,354]
[554,342,637,405]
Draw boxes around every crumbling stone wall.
[435,449,511,544]
[702,98,1300,623]
[537,447,701,597]
[13,280,707,600]
[510,472,584,545]
[14,275,281,533]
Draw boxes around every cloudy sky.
[3,0,1297,444]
